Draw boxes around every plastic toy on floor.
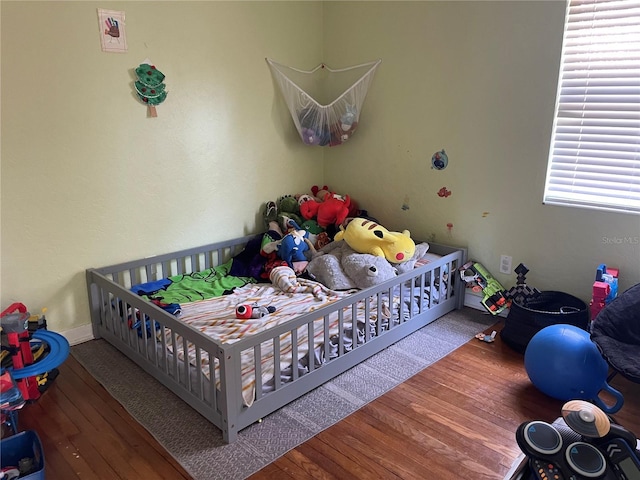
[1,304,42,402]
[459,261,508,315]
[590,264,619,320]
[475,331,497,343]
[1,302,70,437]
[510,399,640,480]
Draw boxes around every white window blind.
[543,0,640,215]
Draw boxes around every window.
[544,0,640,215]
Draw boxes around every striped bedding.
[165,281,393,406]
[158,251,446,407]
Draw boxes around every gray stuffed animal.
[306,241,398,290]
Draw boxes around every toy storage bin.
[1,430,45,479]
[500,291,589,353]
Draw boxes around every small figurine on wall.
[134,62,167,117]
[431,149,449,170]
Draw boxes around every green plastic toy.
[460,261,509,315]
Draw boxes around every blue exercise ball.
[524,324,624,413]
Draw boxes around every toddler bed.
[86,234,466,443]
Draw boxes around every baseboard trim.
[61,324,95,346]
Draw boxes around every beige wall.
[323,1,640,301]
[1,1,325,332]
[2,1,638,336]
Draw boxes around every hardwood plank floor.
[6,320,640,479]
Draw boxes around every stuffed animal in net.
[329,106,359,146]
[330,121,358,146]
[334,218,415,264]
[298,107,330,146]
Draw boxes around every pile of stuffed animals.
[263,185,358,253]
[257,186,424,292]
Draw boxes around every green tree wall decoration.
[134,63,167,117]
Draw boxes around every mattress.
[161,252,446,406]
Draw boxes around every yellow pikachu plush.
[334,218,415,264]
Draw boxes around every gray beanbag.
[590,283,640,383]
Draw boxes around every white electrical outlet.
[500,255,512,274]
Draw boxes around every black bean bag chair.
[590,283,640,383]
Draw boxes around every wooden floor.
[7,320,640,480]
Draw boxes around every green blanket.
[140,259,256,304]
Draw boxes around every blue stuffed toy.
[276,221,311,268]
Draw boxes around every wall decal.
[431,149,448,170]
[437,187,452,198]
[98,9,127,53]
[134,61,168,117]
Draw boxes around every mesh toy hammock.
[267,58,381,146]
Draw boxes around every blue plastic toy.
[595,264,618,304]
[524,324,624,414]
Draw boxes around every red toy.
[590,281,610,320]
[0,303,40,402]
[589,264,619,320]
[300,190,352,228]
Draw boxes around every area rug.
[71,307,495,480]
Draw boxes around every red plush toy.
[300,190,352,228]
[310,185,329,201]
[329,121,358,146]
